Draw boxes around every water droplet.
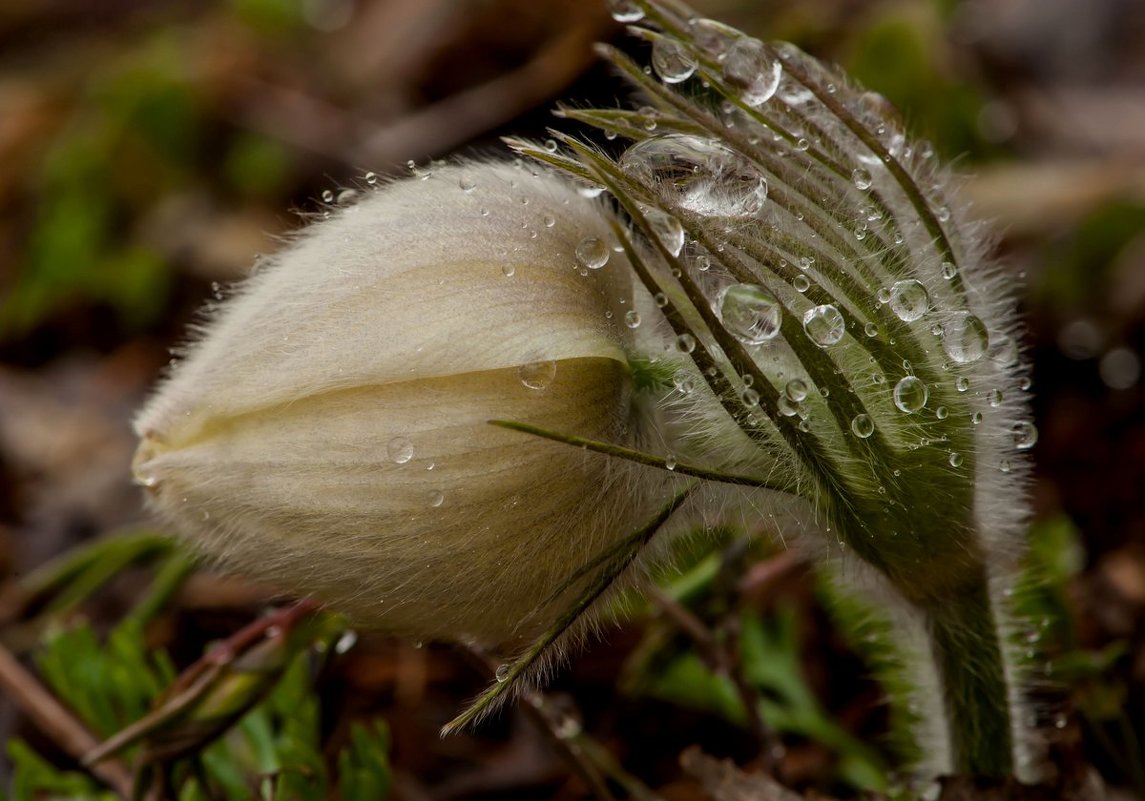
[519,360,557,390]
[721,37,782,107]
[803,304,845,347]
[893,376,928,413]
[1020,376,1032,391]
[321,189,335,203]
[785,378,808,402]
[651,37,697,83]
[956,376,970,392]
[495,663,511,682]
[387,437,414,464]
[851,168,873,190]
[793,275,810,293]
[999,458,1012,473]
[543,213,556,228]
[337,188,358,204]
[502,264,516,277]
[620,135,768,217]
[673,371,695,394]
[988,388,1004,407]
[654,292,668,308]
[889,279,929,321]
[742,387,760,407]
[943,312,989,363]
[364,171,378,185]
[941,260,958,280]
[675,333,696,353]
[624,310,641,328]
[718,283,781,344]
[664,454,677,470]
[607,0,644,22]
[694,253,712,272]
[575,237,609,270]
[850,414,874,438]
[972,411,983,424]
[949,452,964,467]
[795,137,810,151]
[646,208,685,255]
[935,406,948,419]
[1013,421,1038,450]
[428,490,445,507]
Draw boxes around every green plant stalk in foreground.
[129,0,1042,784]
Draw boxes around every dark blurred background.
[0,0,1143,797]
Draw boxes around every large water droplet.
[651,37,697,84]
[889,279,929,322]
[851,413,875,438]
[575,237,609,270]
[387,436,414,464]
[721,37,782,107]
[519,360,557,390]
[851,168,873,190]
[893,375,928,413]
[646,208,685,255]
[943,312,989,363]
[803,304,845,347]
[1013,421,1038,450]
[719,283,781,344]
[620,135,767,218]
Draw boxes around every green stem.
[925,567,1014,775]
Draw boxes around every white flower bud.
[134,163,661,643]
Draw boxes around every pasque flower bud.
[133,163,663,644]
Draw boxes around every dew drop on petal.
[1013,421,1038,450]
[793,275,810,293]
[387,437,414,464]
[652,37,697,84]
[785,378,808,402]
[519,360,557,390]
[889,279,929,322]
[719,284,781,344]
[893,376,928,413]
[646,208,685,255]
[575,237,609,270]
[851,413,875,438]
[943,312,989,363]
[722,37,782,107]
[620,135,767,218]
[803,304,845,347]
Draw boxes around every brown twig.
[0,641,134,798]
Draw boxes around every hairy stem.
[925,567,1014,775]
